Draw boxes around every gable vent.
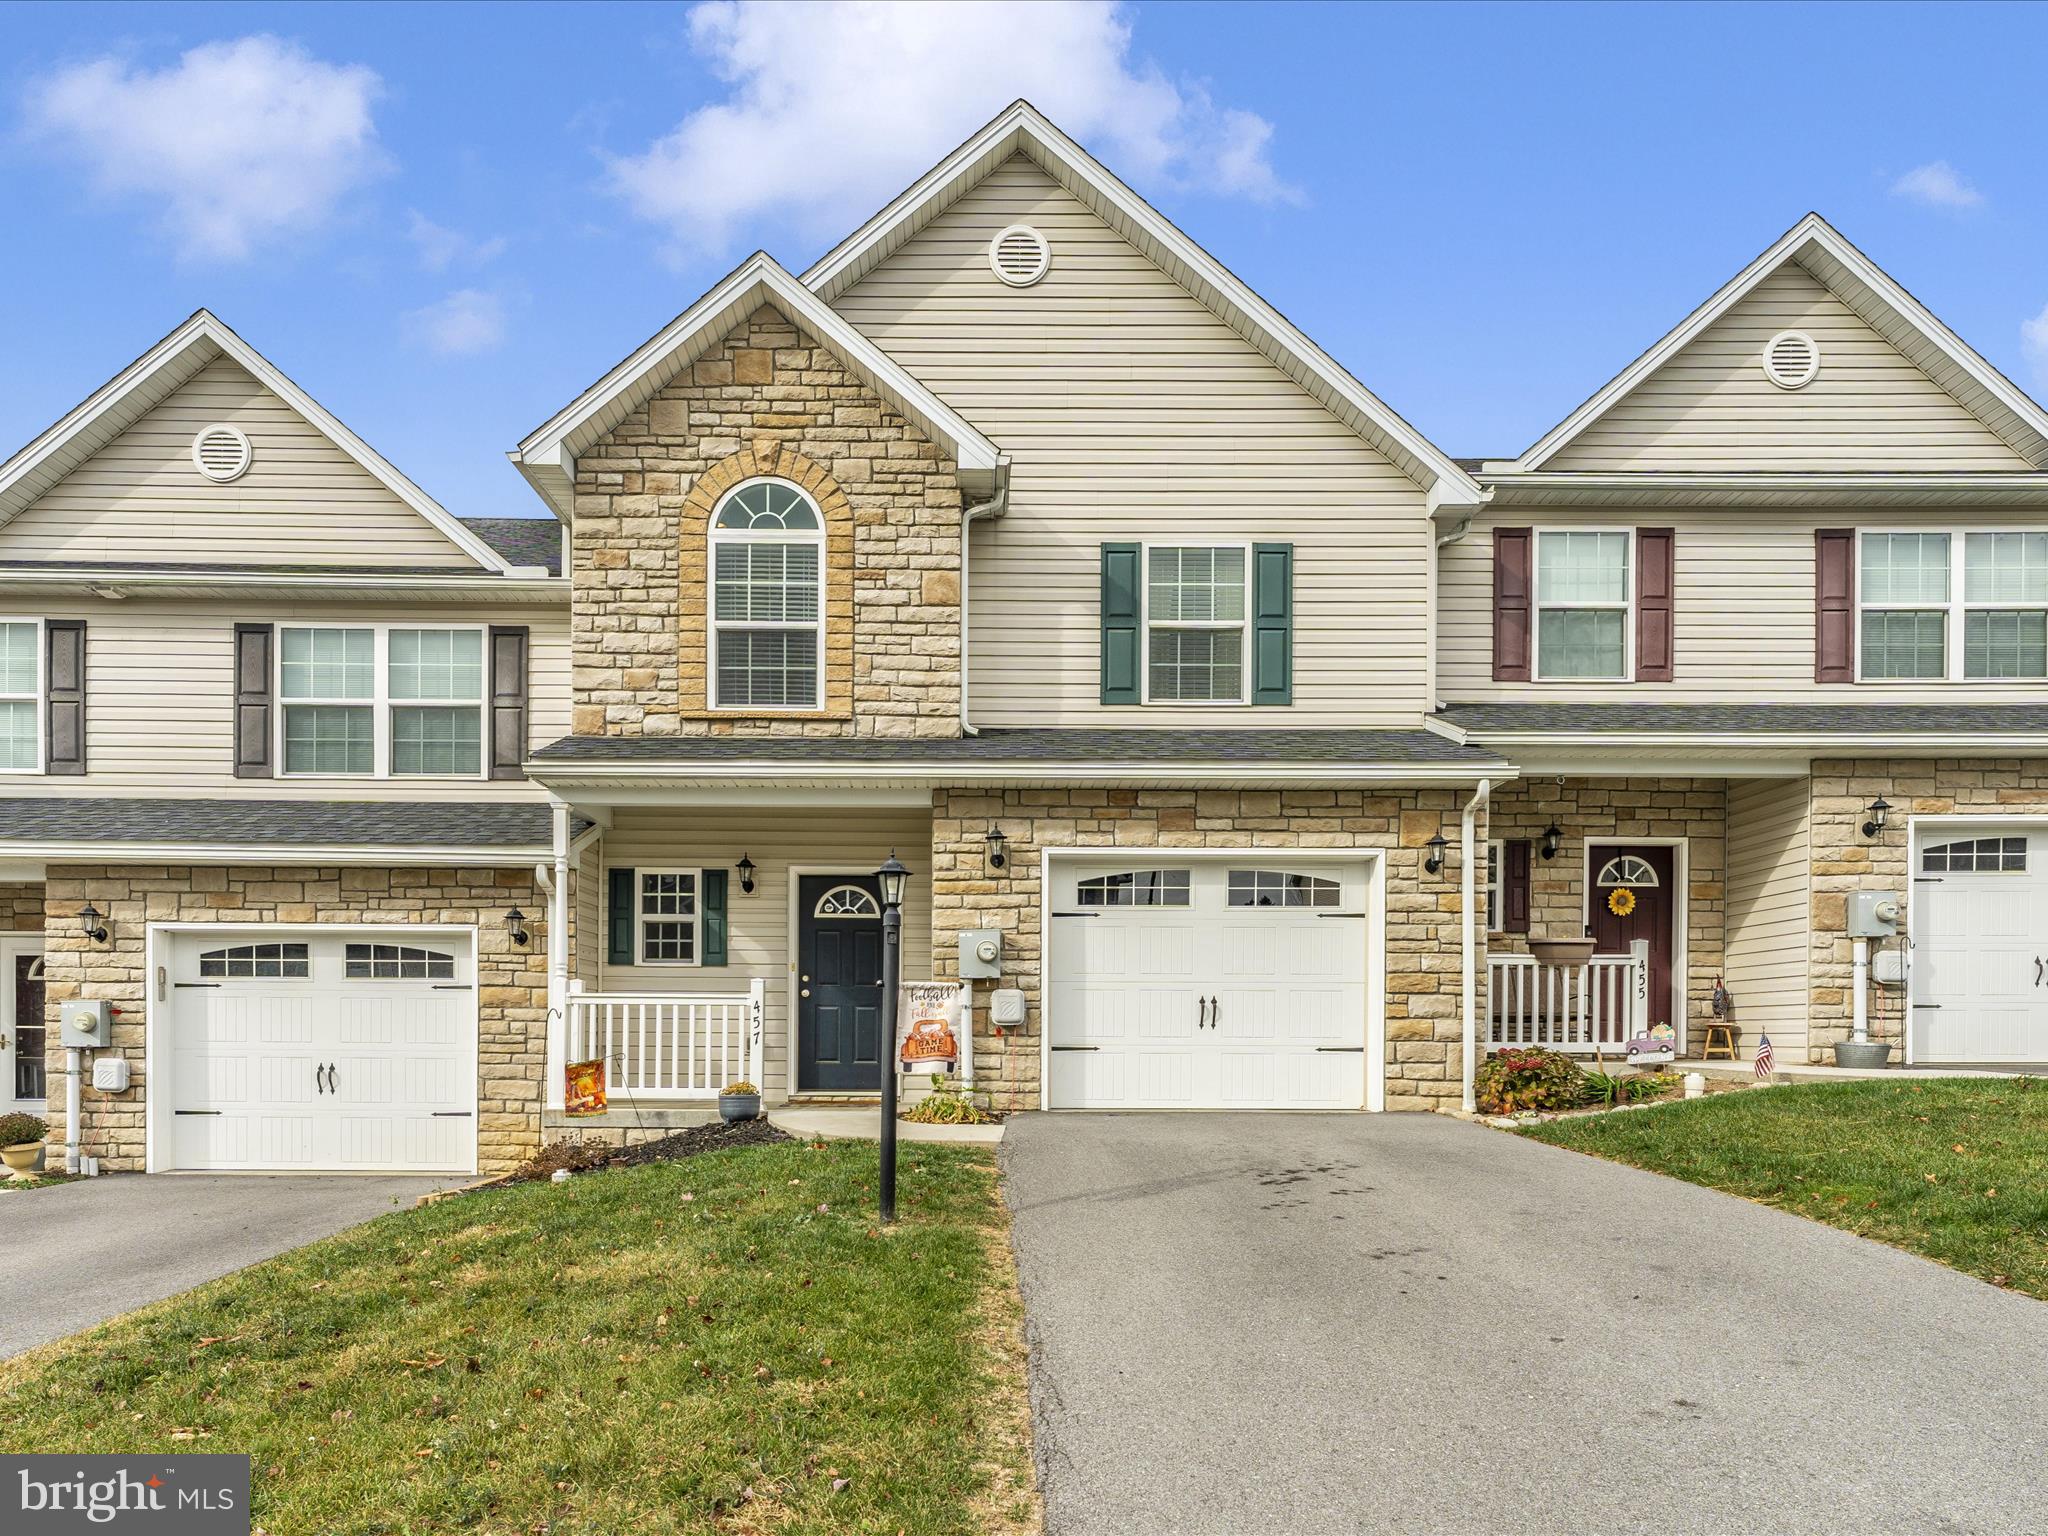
[1762,330,1820,390]
[988,224,1050,287]
[191,423,253,482]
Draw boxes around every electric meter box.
[1848,891,1902,938]
[958,928,1003,980]
[61,997,112,1047]
[989,987,1027,1026]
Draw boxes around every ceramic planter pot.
[718,1092,761,1123]
[0,1140,44,1181]
[1833,1040,1894,1070]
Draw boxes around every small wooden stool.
[1701,1022,1738,1060]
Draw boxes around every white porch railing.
[1487,942,1648,1053]
[566,979,765,1100]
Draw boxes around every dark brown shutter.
[1492,528,1532,681]
[233,623,274,778]
[489,626,529,780]
[1635,528,1675,682]
[1503,839,1532,934]
[1815,529,1855,683]
[44,619,85,775]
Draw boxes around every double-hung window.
[1145,544,1248,703]
[0,621,39,773]
[1535,531,1631,680]
[279,624,485,777]
[1484,838,1504,934]
[710,479,824,710]
[1858,531,2048,681]
[637,871,699,964]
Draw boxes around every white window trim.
[0,617,43,777]
[1854,527,2048,684]
[707,476,827,713]
[1485,837,1504,935]
[1138,539,1253,707]
[276,623,488,780]
[635,867,704,967]
[1533,528,1634,684]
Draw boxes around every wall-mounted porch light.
[985,825,1009,871]
[1862,796,1891,839]
[505,907,530,947]
[1424,832,1448,875]
[78,903,108,944]
[1541,823,1562,860]
[736,853,757,894]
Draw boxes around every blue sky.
[3,1,2045,521]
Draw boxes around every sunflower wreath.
[1607,887,1637,917]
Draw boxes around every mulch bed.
[510,1115,792,1183]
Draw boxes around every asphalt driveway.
[1003,1113,2048,1536]
[1,1173,451,1358]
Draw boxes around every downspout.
[957,457,1011,736]
[1459,776,1493,1114]
[541,801,571,1112]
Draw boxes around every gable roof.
[510,252,1004,519]
[804,100,1482,512]
[0,310,520,573]
[1508,213,2048,473]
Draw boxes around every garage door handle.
[323,1063,337,1095]
[314,1063,324,1095]
[2038,958,2043,988]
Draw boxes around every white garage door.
[167,930,476,1172]
[1047,859,1371,1109]
[1914,828,2048,1064]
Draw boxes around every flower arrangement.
[1474,1047,1585,1115]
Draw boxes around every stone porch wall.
[39,865,546,1174]
[571,303,964,738]
[1485,779,1728,1036]
[930,787,1472,1112]
[0,882,45,931]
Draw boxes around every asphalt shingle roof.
[461,517,563,576]
[1438,703,2048,736]
[531,727,1503,766]
[0,799,571,848]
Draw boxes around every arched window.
[1595,854,1660,888]
[709,479,824,710]
[814,885,880,919]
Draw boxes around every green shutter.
[607,867,635,966]
[1099,542,1141,704]
[1251,543,1293,705]
[701,869,729,967]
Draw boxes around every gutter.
[1459,776,1493,1114]
[526,761,1519,789]
[957,456,1012,736]
[0,841,556,866]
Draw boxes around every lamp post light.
[875,850,910,1224]
[1423,832,1448,876]
[1861,796,1891,839]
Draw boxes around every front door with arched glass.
[796,874,885,1092]
[1588,845,1676,1032]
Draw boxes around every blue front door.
[797,875,884,1092]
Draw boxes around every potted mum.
[718,1081,761,1122]
[0,1111,47,1181]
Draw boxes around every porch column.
[544,798,571,1112]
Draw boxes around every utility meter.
[60,998,111,1048]
[1847,892,1901,938]
[958,928,1003,980]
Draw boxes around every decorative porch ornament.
[897,981,966,1075]
[1606,886,1637,917]
[563,1057,607,1117]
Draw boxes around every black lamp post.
[876,850,910,1224]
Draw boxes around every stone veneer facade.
[928,787,1475,1111]
[570,303,964,739]
[37,865,546,1175]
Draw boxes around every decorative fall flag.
[1754,1033,1775,1079]
[564,1057,608,1115]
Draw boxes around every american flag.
[1754,1032,1776,1079]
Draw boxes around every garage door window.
[1076,869,1190,907]
[1921,836,2027,873]
[344,943,457,980]
[199,942,310,978]
[1227,870,1340,908]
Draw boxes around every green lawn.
[1521,1078,2048,1299]
[0,1139,1039,1536]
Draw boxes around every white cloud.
[2023,301,2048,389]
[21,35,386,262]
[403,289,507,356]
[407,212,508,272]
[1890,160,1983,210]
[607,0,1298,257]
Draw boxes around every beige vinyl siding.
[590,805,934,1097]
[832,155,1431,725]
[1547,264,2031,472]
[2,357,483,568]
[1724,777,1812,1053]
[0,597,567,796]
[1440,507,2048,702]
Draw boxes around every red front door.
[1588,844,1675,1031]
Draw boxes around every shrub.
[719,1081,759,1097]
[0,1112,48,1148]
[900,1075,997,1126]
[1475,1048,1585,1114]
[1583,1069,1684,1108]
